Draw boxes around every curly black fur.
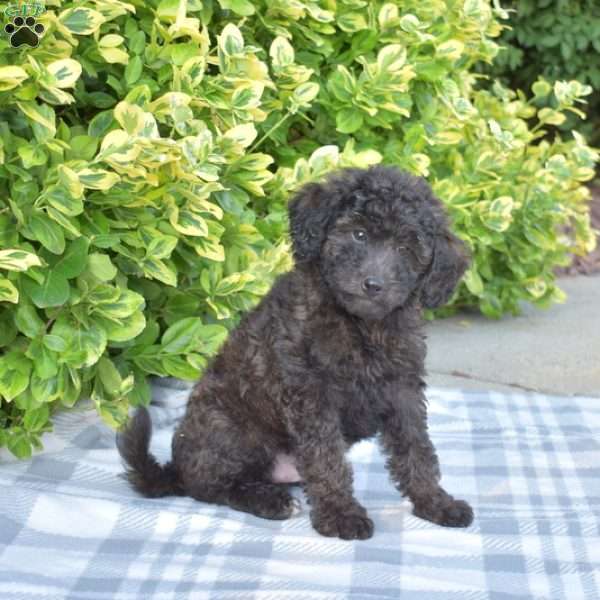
[116,407,182,498]
[117,166,474,539]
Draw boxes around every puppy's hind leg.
[174,413,299,520]
[227,479,301,520]
[185,457,300,520]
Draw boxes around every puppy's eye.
[396,245,414,256]
[352,230,368,243]
[397,245,419,260]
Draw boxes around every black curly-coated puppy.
[117,166,474,540]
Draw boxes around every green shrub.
[0,0,597,458]
[482,0,600,145]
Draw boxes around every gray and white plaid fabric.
[1,383,599,599]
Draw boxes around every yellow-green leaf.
[463,268,484,296]
[16,102,56,138]
[538,108,566,126]
[436,39,465,61]
[143,258,178,286]
[46,59,82,89]
[532,79,551,98]
[219,23,244,56]
[378,3,399,29]
[58,165,84,199]
[46,185,83,217]
[377,44,407,72]
[169,208,208,237]
[223,123,257,148]
[194,235,225,262]
[99,34,124,48]
[0,250,42,272]
[98,47,130,65]
[78,168,120,190]
[337,12,367,32]
[399,14,422,33]
[232,83,264,110]
[114,101,146,136]
[215,272,255,296]
[148,92,191,117]
[489,196,514,217]
[433,131,463,145]
[60,7,105,35]
[0,66,29,91]
[99,129,139,163]
[309,145,340,174]
[292,82,319,106]
[270,36,294,68]
[18,145,47,169]
[524,278,548,299]
[0,279,19,303]
[218,0,255,17]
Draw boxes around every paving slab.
[425,274,600,397]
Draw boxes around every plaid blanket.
[1,381,599,599]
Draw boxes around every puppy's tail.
[116,407,183,498]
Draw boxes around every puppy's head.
[288,166,469,320]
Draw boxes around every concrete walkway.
[425,274,600,396]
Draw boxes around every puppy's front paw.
[311,504,374,540]
[413,494,473,528]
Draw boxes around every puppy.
[117,166,473,540]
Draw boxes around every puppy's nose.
[362,277,383,296]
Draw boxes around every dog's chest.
[308,318,417,383]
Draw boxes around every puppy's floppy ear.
[420,226,469,309]
[288,180,339,263]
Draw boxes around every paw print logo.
[4,15,45,48]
